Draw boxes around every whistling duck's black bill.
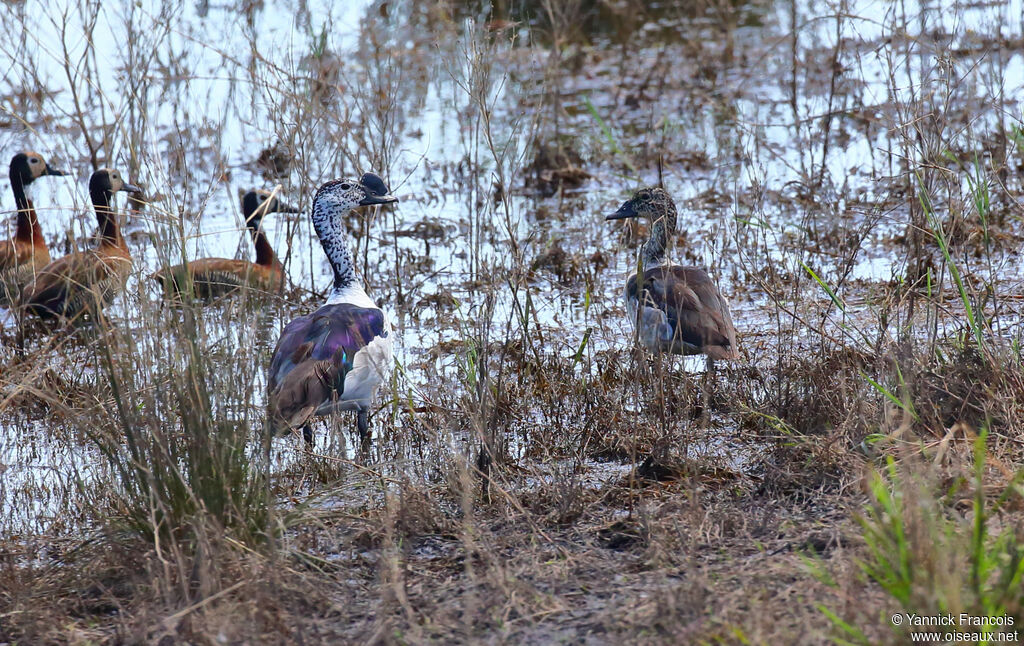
[122,182,143,194]
[358,172,398,206]
[44,164,67,177]
[606,198,638,220]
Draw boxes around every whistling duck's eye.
[30,158,39,164]
[340,183,352,191]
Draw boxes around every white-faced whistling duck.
[267,173,397,449]
[151,189,299,301]
[607,186,739,368]
[21,168,142,321]
[0,152,66,304]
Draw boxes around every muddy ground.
[1,0,1024,643]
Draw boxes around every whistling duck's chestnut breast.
[22,168,141,321]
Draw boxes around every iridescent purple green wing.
[269,303,387,394]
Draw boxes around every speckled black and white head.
[606,186,678,265]
[311,173,398,289]
[242,189,300,231]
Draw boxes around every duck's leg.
[651,348,672,463]
[14,306,26,359]
[357,409,371,457]
[699,355,713,431]
[301,423,314,447]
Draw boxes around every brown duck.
[22,168,141,321]
[0,152,66,303]
[151,189,298,301]
[607,187,738,367]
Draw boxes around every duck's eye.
[340,183,352,191]
[30,158,39,164]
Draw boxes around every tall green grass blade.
[583,95,636,171]
[817,604,871,646]
[917,171,986,353]
[801,260,845,312]
[572,327,591,367]
[861,371,919,423]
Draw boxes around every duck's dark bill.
[44,165,67,176]
[359,193,398,206]
[359,172,398,206]
[606,200,638,220]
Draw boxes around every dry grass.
[1,0,1024,644]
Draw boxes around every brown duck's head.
[89,168,142,200]
[606,186,677,222]
[241,189,300,229]
[10,151,66,186]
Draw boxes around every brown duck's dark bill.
[44,164,67,176]
[277,202,301,213]
[122,182,143,194]
[359,193,398,206]
[606,200,638,220]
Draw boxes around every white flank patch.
[340,329,393,408]
[315,279,395,413]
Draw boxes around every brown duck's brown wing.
[23,250,130,319]
[0,256,51,306]
[0,239,36,271]
[266,348,338,433]
[153,258,279,300]
[0,240,18,271]
[629,265,739,358]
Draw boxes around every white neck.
[326,281,378,309]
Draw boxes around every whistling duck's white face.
[10,151,66,192]
[24,152,51,180]
[242,190,300,228]
[97,168,142,195]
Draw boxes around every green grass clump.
[818,432,1024,644]
[79,296,274,598]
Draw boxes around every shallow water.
[1,0,1023,532]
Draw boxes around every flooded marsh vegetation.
[1,0,1024,642]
